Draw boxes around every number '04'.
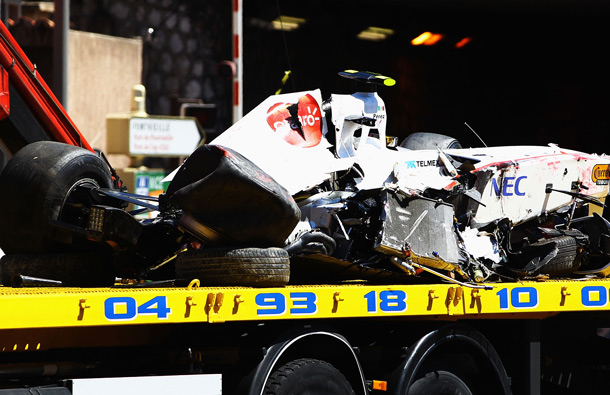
[105,296,172,321]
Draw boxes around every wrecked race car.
[0,70,608,288]
[210,70,610,287]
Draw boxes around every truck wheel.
[534,236,580,276]
[0,141,113,254]
[400,132,462,150]
[175,247,290,287]
[263,358,355,395]
[408,370,473,395]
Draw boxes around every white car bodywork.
[203,85,610,282]
[213,89,609,225]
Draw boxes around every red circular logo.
[266,94,322,148]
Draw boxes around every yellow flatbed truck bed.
[1,279,609,394]
[1,280,608,331]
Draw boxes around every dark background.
[14,0,608,154]
[243,0,610,153]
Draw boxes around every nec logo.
[491,176,527,196]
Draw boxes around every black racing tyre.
[0,141,113,254]
[400,132,462,150]
[175,247,290,287]
[263,358,355,395]
[0,252,115,287]
[534,236,580,276]
[408,370,474,395]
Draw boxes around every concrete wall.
[67,29,142,153]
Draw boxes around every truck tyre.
[408,370,473,395]
[0,141,113,254]
[400,132,462,150]
[263,358,355,395]
[175,247,290,287]
[534,236,580,276]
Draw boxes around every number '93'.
[256,292,317,316]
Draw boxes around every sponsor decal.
[592,164,610,185]
[404,159,437,169]
[266,93,322,148]
[491,176,526,197]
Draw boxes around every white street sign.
[129,117,202,156]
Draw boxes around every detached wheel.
[264,358,355,395]
[408,370,474,395]
[0,141,113,253]
[534,236,581,276]
[175,247,290,287]
[400,132,462,150]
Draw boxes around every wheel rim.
[59,177,101,225]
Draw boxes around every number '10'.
[496,287,539,309]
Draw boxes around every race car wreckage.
[0,71,609,288]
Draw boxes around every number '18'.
[364,290,407,313]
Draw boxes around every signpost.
[128,117,202,156]
[107,115,205,157]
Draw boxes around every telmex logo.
[592,164,610,183]
[491,176,527,197]
[405,160,437,169]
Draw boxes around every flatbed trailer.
[1,279,610,394]
[1,19,610,395]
